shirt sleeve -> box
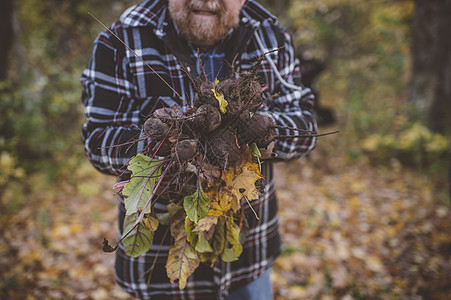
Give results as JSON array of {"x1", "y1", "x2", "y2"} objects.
[
  {"x1": 258, "y1": 25, "x2": 318, "y2": 160},
  {"x1": 80, "y1": 24, "x2": 147, "y2": 176}
]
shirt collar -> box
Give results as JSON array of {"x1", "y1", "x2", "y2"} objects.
[{"x1": 119, "y1": 0, "x2": 168, "y2": 29}]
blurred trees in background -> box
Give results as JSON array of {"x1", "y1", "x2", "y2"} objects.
[
  {"x1": 284, "y1": 0, "x2": 449, "y2": 174},
  {"x1": 0, "y1": 0, "x2": 450, "y2": 199},
  {"x1": 0, "y1": 0, "x2": 14, "y2": 80},
  {"x1": 410, "y1": 0, "x2": 451, "y2": 133},
  {"x1": 0, "y1": 0, "x2": 135, "y2": 200}
]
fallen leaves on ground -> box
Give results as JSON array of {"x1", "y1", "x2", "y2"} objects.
[
  {"x1": 272, "y1": 149, "x2": 451, "y2": 299},
  {"x1": 0, "y1": 163, "x2": 133, "y2": 300},
  {"x1": 0, "y1": 149, "x2": 450, "y2": 299}
]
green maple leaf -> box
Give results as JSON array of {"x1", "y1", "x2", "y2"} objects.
[
  {"x1": 122, "y1": 154, "x2": 163, "y2": 216},
  {"x1": 122, "y1": 212, "x2": 158, "y2": 257},
  {"x1": 184, "y1": 182, "x2": 211, "y2": 223}
]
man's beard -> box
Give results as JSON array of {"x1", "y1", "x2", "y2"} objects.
[{"x1": 169, "y1": 0, "x2": 241, "y2": 48}]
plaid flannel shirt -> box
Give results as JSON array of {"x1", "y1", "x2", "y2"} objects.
[{"x1": 81, "y1": 0, "x2": 317, "y2": 299}]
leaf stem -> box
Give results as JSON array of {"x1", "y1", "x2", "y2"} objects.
[
  {"x1": 244, "y1": 197, "x2": 259, "y2": 220},
  {"x1": 274, "y1": 130, "x2": 339, "y2": 139}
]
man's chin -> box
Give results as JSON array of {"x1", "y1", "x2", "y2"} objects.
[
  {"x1": 188, "y1": 34, "x2": 220, "y2": 48},
  {"x1": 180, "y1": 16, "x2": 237, "y2": 48},
  {"x1": 186, "y1": 23, "x2": 223, "y2": 47}
]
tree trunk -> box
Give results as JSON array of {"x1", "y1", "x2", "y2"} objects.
[
  {"x1": 410, "y1": 0, "x2": 451, "y2": 132},
  {"x1": 275, "y1": 0, "x2": 287, "y2": 17},
  {"x1": 0, "y1": 0, "x2": 14, "y2": 80}
]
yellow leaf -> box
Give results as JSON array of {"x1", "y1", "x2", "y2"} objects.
[
  {"x1": 193, "y1": 215, "x2": 218, "y2": 232},
  {"x1": 143, "y1": 215, "x2": 159, "y2": 231},
  {"x1": 221, "y1": 215, "x2": 243, "y2": 262},
  {"x1": 70, "y1": 224, "x2": 83, "y2": 233},
  {"x1": 165, "y1": 205, "x2": 200, "y2": 290},
  {"x1": 207, "y1": 187, "x2": 233, "y2": 216},
  {"x1": 366, "y1": 255, "x2": 384, "y2": 272},
  {"x1": 166, "y1": 236, "x2": 200, "y2": 289},
  {"x1": 51, "y1": 224, "x2": 71, "y2": 239},
  {"x1": 214, "y1": 153, "x2": 263, "y2": 213},
  {"x1": 211, "y1": 78, "x2": 228, "y2": 114},
  {"x1": 229, "y1": 162, "x2": 262, "y2": 201}
]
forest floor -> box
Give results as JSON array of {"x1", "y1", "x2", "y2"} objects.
[{"x1": 1, "y1": 138, "x2": 450, "y2": 300}]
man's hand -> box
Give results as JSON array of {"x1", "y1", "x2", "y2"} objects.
[{"x1": 259, "y1": 141, "x2": 276, "y2": 160}]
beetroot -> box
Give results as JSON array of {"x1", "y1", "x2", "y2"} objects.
[
  {"x1": 241, "y1": 113, "x2": 275, "y2": 148},
  {"x1": 216, "y1": 79, "x2": 235, "y2": 97},
  {"x1": 205, "y1": 129, "x2": 243, "y2": 168},
  {"x1": 139, "y1": 54, "x2": 309, "y2": 169},
  {"x1": 194, "y1": 104, "x2": 222, "y2": 132},
  {"x1": 193, "y1": 81, "x2": 219, "y2": 108},
  {"x1": 172, "y1": 139, "x2": 197, "y2": 162},
  {"x1": 144, "y1": 117, "x2": 169, "y2": 139},
  {"x1": 153, "y1": 106, "x2": 184, "y2": 120},
  {"x1": 151, "y1": 139, "x2": 172, "y2": 156}
]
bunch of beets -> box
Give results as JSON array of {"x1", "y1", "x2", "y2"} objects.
[
  {"x1": 103, "y1": 59, "x2": 328, "y2": 289},
  {"x1": 142, "y1": 66, "x2": 275, "y2": 177}
]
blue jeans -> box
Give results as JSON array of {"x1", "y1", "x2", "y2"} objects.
[{"x1": 225, "y1": 268, "x2": 273, "y2": 300}]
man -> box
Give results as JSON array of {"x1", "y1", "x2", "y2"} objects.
[{"x1": 81, "y1": 0, "x2": 317, "y2": 299}]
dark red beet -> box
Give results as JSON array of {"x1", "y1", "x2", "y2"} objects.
[
  {"x1": 193, "y1": 82, "x2": 219, "y2": 109},
  {"x1": 172, "y1": 139, "x2": 197, "y2": 161},
  {"x1": 241, "y1": 113, "x2": 275, "y2": 148},
  {"x1": 205, "y1": 129, "x2": 243, "y2": 168},
  {"x1": 151, "y1": 139, "x2": 172, "y2": 156},
  {"x1": 153, "y1": 106, "x2": 184, "y2": 121},
  {"x1": 144, "y1": 117, "x2": 169, "y2": 139},
  {"x1": 248, "y1": 81, "x2": 263, "y2": 105},
  {"x1": 195, "y1": 104, "x2": 222, "y2": 132},
  {"x1": 216, "y1": 79, "x2": 235, "y2": 98}
]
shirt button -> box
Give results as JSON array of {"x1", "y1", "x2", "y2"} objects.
[{"x1": 242, "y1": 17, "x2": 248, "y2": 23}]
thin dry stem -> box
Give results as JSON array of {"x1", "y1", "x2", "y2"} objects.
[
  {"x1": 274, "y1": 130, "x2": 339, "y2": 139},
  {"x1": 244, "y1": 197, "x2": 259, "y2": 220},
  {"x1": 197, "y1": 49, "x2": 209, "y2": 82}
]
